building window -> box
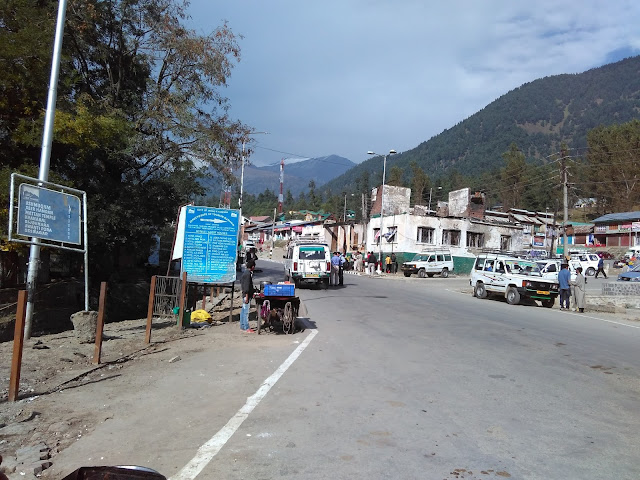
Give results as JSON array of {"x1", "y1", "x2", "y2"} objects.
[
  {"x1": 442, "y1": 229, "x2": 461, "y2": 246},
  {"x1": 417, "y1": 227, "x2": 434, "y2": 244},
  {"x1": 500, "y1": 235, "x2": 512, "y2": 251},
  {"x1": 466, "y1": 232, "x2": 484, "y2": 248},
  {"x1": 373, "y1": 228, "x2": 381, "y2": 244}
]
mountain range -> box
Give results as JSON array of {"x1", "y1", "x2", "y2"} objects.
[
  {"x1": 322, "y1": 55, "x2": 640, "y2": 193},
  {"x1": 240, "y1": 155, "x2": 356, "y2": 196}
]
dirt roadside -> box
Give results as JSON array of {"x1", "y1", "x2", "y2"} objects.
[{"x1": 0, "y1": 287, "x2": 277, "y2": 479}]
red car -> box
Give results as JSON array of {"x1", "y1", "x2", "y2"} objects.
[{"x1": 595, "y1": 251, "x2": 613, "y2": 259}]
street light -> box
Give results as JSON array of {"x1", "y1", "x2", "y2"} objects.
[{"x1": 367, "y1": 149, "x2": 397, "y2": 273}]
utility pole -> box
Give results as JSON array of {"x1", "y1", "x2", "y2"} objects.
[
  {"x1": 550, "y1": 199, "x2": 559, "y2": 258},
  {"x1": 562, "y1": 148, "x2": 569, "y2": 259}
]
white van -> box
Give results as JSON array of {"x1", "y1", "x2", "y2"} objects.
[
  {"x1": 471, "y1": 253, "x2": 559, "y2": 307},
  {"x1": 400, "y1": 249, "x2": 454, "y2": 278},
  {"x1": 568, "y1": 251, "x2": 600, "y2": 276},
  {"x1": 537, "y1": 259, "x2": 582, "y2": 282},
  {"x1": 624, "y1": 248, "x2": 640, "y2": 260},
  {"x1": 283, "y1": 237, "x2": 331, "y2": 289}
]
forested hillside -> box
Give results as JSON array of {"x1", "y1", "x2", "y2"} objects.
[{"x1": 323, "y1": 56, "x2": 640, "y2": 210}]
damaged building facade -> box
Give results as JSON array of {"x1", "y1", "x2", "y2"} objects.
[{"x1": 365, "y1": 187, "x2": 530, "y2": 273}]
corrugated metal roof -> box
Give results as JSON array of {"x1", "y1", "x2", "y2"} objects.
[
  {"x1": 572, "y1": 225, "x2": 594, "y2": 234},
  {"x1": 592, "y1": 211, "x2": 640, "y2": 223},
  {"x1": 512, "y1": 214, "x2": 543, "y2": 225}
]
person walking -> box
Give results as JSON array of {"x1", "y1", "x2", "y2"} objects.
[
  {"x1": 594, "y1": 255, "x2": 608, "y2": 279},
  {"x1": 331, "y1": 251, "x2": 341, "y2": 286},
  {"x1": 571, "y1": 266, "x2": 586, "y2": 313},
  {"x1": 558, "y1": 262, "x2": 571, "y2": 311},
  {"x1": 240, "y1": 259, "x2": 256, "y2": 332}
]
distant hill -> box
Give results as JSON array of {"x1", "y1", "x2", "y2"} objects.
[
  {"x1": 242, "y1": 155, "x2": 355, "y2": 196},
  {"x1": 323, "y1": 55, "x2": 640, "y2": 192}
]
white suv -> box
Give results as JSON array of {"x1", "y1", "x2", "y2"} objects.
[
  {"x1": 569, "y1": 251, "x2": 599, "y2": 276},
  {"x1": 401, "y1": 250, "x2": 454, "y2": 278},
  {"x1": 471, "y1": 254, "x2": 560, "y2": 307}
]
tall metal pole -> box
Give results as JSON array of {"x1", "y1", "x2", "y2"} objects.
[
  {"x1": 378, "y1": 154, "x2": 387, "y2": 274},
  {"x1": 367, "y1": 150, "x2": 396, "y2": 273},
  {"x1": 24, "y1": 0, "x2": 69, "y2": 340},
  {"x1": 562, "y1": 152, "x2": 569, "y2": 259}
]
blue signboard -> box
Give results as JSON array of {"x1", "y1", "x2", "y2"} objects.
[
  {"x1": 17, "y1": 184, "x2": 81, "y2": 244},
  {"x1": 181, "y1": 206, "x2": 240, "y2": 284}
]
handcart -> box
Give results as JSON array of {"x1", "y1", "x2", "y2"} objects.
[{"x1": 254, "y1": 294, "x2": 300, "y2": 335}]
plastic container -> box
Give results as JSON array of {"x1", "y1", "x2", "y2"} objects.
[{"x1": 263, "y1": 284, "x2": 295, "y2": 296}]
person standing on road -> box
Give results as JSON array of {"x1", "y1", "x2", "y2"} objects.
[
  {"x1": 558, "y1": 263, "x2": 571, "y2": 311},
  {"x1": 391, "y1": 252, "x2": 397, "y2": 274},
  {"x1": 331, "y1": 251, "x2": 341, "y2": 286},
  {"x1": 339, "y1": 252, "x2": 346, "y2": 285},
  {"x1": 595, "y1": 255, "x2": 608, "y2": 279},
  {"x1": 571, "y1": 266, "x2": 586, "y2": 313},
  {"x1": 367, "y1": 251, "x2": 377, "y2": 275},
  {"x1": 385, "y1": 254, "x2": 392, "y2": 273},
  {"x1": 240, "y1": 259, "x2": 256, "y2": 332}
]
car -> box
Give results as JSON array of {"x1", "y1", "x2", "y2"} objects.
[
  {"x1": 618, "y1": 264, "x2": 640, "y2": 281},
  {"x1": 470, "y1": 254, "x2": 559, "y2": 307},
  {"x1": 283, "y1": 236, "x2": 331, "y2": 289},
  {"x1": 595, "y1": 251, "x2": 613, "y2": 259},
  {"x1": 569, "y1": 252, "x2": 600, "y2": 276},
  {"x1": 401, "y1": 249, "x2": 454, "y2": 278},
  {"x1": 536, "y1": 259, "x2": 582, "y2": 282}
]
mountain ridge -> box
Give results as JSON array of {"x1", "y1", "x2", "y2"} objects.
[{"x1": 321, "y1": 55, "x2": 640, "y2": 193}]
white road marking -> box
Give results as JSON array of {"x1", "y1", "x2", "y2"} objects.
[
  {"x1": 562, "y1": 311, "x2": 640, "y2": 329},
  {"x1": 170, "y1": 329, "x2": 318, "y2": 480}
]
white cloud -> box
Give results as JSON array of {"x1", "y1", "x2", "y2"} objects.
[{"x1": 188, "y1": 0, "x2": 640, "y2": 166}]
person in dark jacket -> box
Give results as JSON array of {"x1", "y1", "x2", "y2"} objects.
[
  {"x1": 594, "y1": 256, "x2": 607, "y2": 279},
  {"x1": 240, "y1": 259, "x2": 256, "y2": 332}
]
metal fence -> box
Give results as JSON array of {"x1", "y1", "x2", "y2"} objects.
[{"x1": 152, "y1": 275, "x2": 182, "y2": 319}]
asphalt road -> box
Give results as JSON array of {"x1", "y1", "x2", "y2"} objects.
[{"x1": 46, "y1": 260, "x2": 640, "y2": 480}]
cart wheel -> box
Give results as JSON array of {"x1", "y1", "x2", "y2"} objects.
[{"x1": 283, "y1": 302, "x2": 294, "y2": 334}]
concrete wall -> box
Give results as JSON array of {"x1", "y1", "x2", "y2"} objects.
[
  {"x1": 601, "y1": 281, "x2": 640, "y2": 296},
  {"x1": 370, "y1": 185, "x2": 411, "y2": 216}
]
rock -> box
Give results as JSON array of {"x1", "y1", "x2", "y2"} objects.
[
  {"x1": 33, "y1": 461, "x2": 52, "y2": 475},
  {"x1": 70, "y1": 311, "x2": 98, "y2": 343}
]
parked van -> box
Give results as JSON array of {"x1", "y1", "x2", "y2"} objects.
[
  {"x1": 537, "y1": 259, "x2": 582, "y2": 282},
  {"x1": 624, "y1": 247, "x2": 640, "y2": 261},
  {"x1": 283, "y1": 236, "x2": 331, "y2": 289},
  {"x1": 568, "y1": 250, "x2": 599, "y2": 276},
  {"x1": 470, "y1": 253, "x2": 559, "y2": 307},
  {"x1": 400, "y1": 249, "x2": 454, "y2": 278}
]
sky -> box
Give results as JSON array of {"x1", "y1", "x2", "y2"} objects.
[{"x1": 186, "y1": 1, "x2": 640, "y2": 167}]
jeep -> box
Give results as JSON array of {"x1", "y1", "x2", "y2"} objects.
[{"x1": 470, "y1": 254, "x2": 559, "y2": 307}]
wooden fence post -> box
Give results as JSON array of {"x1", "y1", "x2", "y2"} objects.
[
  {"x1": 178, "y1": 271, "x2": 187, "y2": 328},
  {"x1": 93, "y1": 282, "x2": 107, "y2": 364},
  {"x1": 9, "y1": 291, "x2": 27, "y2": 401},
  {"x1": 145, "y1": 276, "x2": 157, "y2": 344}
]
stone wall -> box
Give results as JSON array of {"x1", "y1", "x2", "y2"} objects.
[{"x1": 601, "y1": 281, "x2": 640, "y2": 296}]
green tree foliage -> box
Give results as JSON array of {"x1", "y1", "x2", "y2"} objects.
[
  {"x1": 0, "y1": 0, "x2": 251, "y2": 277},
  {"x1": 586, "y1": 119, "x2": 640, "y2": 212},
  {"x1": 499, "y1": 143, "x2": 527, "y2": 209},
  {"x1": 410, "y1": 161, "x2": 430, "y2": 206},
  {"x1": 307, "y1": 180, "x2": 320, "y2": 210},
  {"x1": 386, "y1": 165, "x2": 404, "y2": 186}
]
